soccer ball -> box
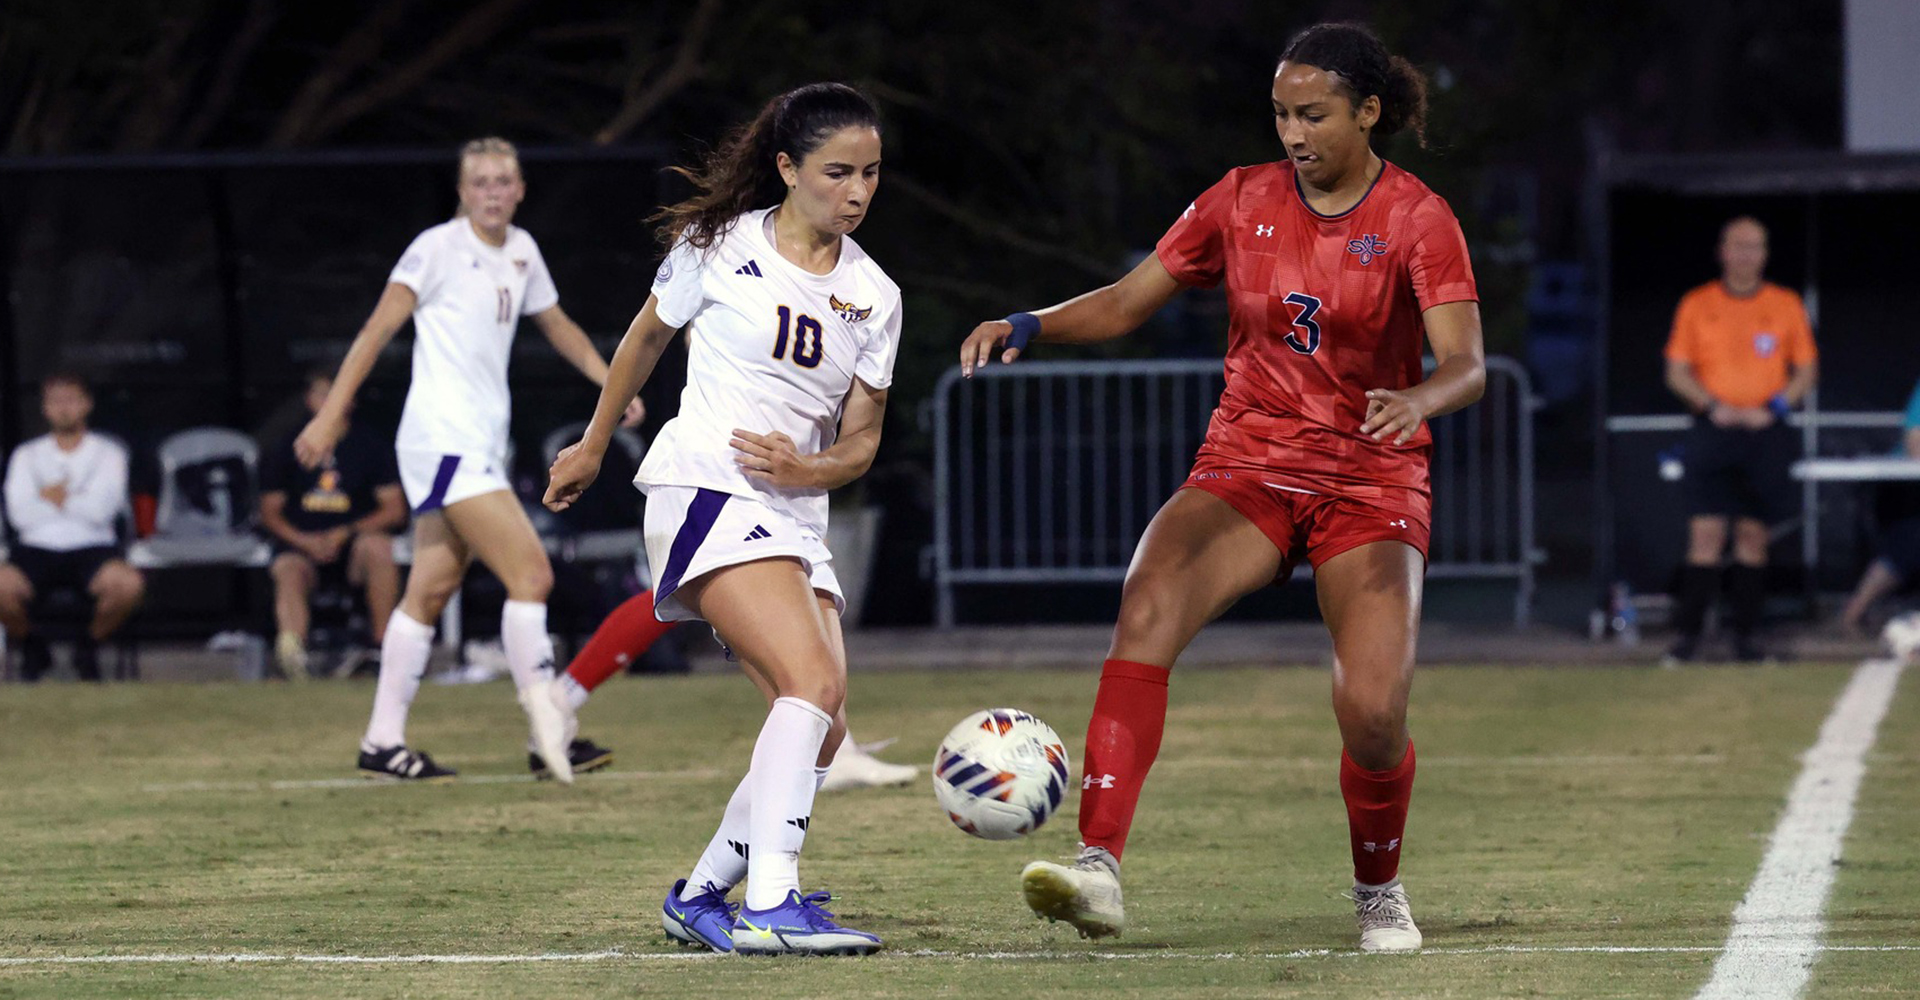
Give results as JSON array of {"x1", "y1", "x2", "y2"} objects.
[
  {"x1": 1883, "y1": 611, "x2": 1920, "y2": 661},
  {"x1": 932, "y1": 708, "x2": 1071, "y2": 840}
]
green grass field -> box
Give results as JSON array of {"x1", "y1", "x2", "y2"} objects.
[{"x1": 2, "y1": 661, "x2": 1916, "y2": 998}]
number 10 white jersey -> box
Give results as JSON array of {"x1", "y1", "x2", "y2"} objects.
[{"x1": 637, "y1": 207, "x2": 903, "y2": 534}]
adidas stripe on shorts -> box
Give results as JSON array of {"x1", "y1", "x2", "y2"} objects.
[{"x1": 642, "y1": 484, "x2": 843, "y2": 624}]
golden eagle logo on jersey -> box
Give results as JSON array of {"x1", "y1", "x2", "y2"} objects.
[{"x1": 830, "y1": 295, "x2": 872, "y2": 323}]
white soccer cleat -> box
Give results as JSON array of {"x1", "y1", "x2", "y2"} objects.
[
  {"x1": 519, "y1": 680, "x2": 573, "y2": 784},
  {"x1": 820, "y1": 743, "x2": 918, "y2": 792},
  {"x1": 1353, "y1": 881, "x2": 1422, "y2": 952},
  {"x1": 1022, "y1": 845, "x2": 1125, "y2": 939},
  {"x1": 543, "y1": 674, "x2": 581, "y2": 746}
]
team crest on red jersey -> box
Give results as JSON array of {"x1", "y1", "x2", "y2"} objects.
[
  {"x1": 1346, "y1": 233, "x2": 1389, "y2": 266},
  {"x1": 830, "y1": 294, "x2": 872, "y2": 323}
]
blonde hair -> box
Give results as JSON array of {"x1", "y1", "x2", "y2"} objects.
[{"x1": 455, "y1": 137, "x2": 521, "y2": 217}]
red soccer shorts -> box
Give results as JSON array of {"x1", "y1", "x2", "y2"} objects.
[{"x1": 1179, "y1": 458, "x2": 1431, "y2": 584}]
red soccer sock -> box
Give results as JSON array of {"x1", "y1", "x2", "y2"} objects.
[
  {"x1": 565, "y1": 590, "x2": 675, "y2": 692},
  {"x1": 1077, "y1": 658, "x2": 1172, "y2": 861},
  {"x1": 1340, "y1": 741, "x2": 1417, "y2": 886}
]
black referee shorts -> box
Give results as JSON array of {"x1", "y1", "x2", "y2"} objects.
[{"x1": 1682, "y1": 421, "x2": 1800, "y2": 524}]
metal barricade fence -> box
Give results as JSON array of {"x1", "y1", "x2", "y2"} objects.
[{"x1": 929, "y1": 356, "x2": 1542, "y2": 626}]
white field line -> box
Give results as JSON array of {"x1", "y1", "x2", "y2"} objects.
[
  {"x1": 1695, "y1": 658, "x2": 1909, "y2": 1000},
  {"x1": 134, "y1": 755, "x2": 1722, "y2": 796},
  {"x1": 4, "y1": 945, "x2": 1920, "y2": 967}
]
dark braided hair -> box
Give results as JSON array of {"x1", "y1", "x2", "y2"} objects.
[
  {"x1": 651, "y1": 83, "x2": 881, "y2": 252},
  {"x1": 1278, "y1": 22, "x2": 1430, "y2": 148}
]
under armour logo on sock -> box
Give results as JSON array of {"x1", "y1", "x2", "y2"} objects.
[
  {"x1": 1083, "y1": 773, "x2": 1117, "y2": 789},
  {"x1": 1362, "y1": 838, "x2": 1401, "y2": 853},
  {"x1": 787, "y1": 816, "x2": 810, "y2": 832},
  {"x1": 728, "y1": 839, "x2": 750, "y2": 859}
]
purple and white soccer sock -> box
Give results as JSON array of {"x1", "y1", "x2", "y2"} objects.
[{"x1": 681, "y1": 765, "x2": 832, "y2": 902}]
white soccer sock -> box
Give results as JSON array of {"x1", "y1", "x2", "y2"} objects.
[
  {"x1": 684, "y1": 773, "x2": 754, "y2": 899},
  {"x1": 556, "y1": 672, "x2": 590, "y2": 711},
  {"x1": 500, "y1": 600, "x2": 557, "y2": 692},
  {"x1": 362, "y1": 610, "x2": 436, "y2": 749},
  {"x1": 679, "y1": 739, "x2": 835, "y2": 903},
  {"x1": 743, "y1": 696, "x2": 831, "y2": 911}
]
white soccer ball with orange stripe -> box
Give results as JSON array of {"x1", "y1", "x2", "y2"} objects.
[{"x1": 933, "y1": 709, "x2": 1071, "y2": 840}]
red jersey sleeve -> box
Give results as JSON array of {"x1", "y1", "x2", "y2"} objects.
[
  {"x1": 1155, "y1": 172, "x2": 1236, "y2": 288},
  {"x1": 1405, "y1": 197, "x2": 1478, "y2": 310}
]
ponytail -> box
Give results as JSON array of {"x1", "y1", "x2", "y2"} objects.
[{"x1": 651, "y1": 83, "x2": 881, "y2": 252}]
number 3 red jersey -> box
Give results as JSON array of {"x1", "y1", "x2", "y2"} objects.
[{"x1": 1156, "y1": 161, "x2": 1477, "y2": 498}]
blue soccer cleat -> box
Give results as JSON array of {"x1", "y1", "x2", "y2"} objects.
[
  {"x1": 661, "y1": 879, "x2": 739, "y2": 952},
  {"x1": 732, "y1": 890, "x2": 882, "y2": 956}
]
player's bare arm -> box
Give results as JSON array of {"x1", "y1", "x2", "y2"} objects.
[
  {"x1": 544, "y1": 295, "x2": 680, "y2": 511},
  {"x1": 732, "y1": 378, "x2": 888, "y2": 491},
  {"x1": 531, "y1": 305, "x2": 647, "y2": 427},
  {"x1": 960, "y1": 254, "x2": 1185, "y2": 376},
  {"x1": 1362, "y1": 299, "x2": 1485, "y2": 445},
  {"x1": 295, "y1": 282, "x2": 417, "y2": 468}
]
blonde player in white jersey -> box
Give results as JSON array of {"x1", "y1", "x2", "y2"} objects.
[
  {"x1": 297, "y1": 137, "x2": 642, "y2": 784},
  {"x1": 547, "y1": 84, "x2": 898, "y2": 956}
]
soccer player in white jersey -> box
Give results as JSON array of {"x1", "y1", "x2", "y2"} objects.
[
  {"x1": 296, "y1": 137, "x2": 642, "y2": 783},
  {"x1": 547, "y1": 83, "x2": 899, "y2": 956}
]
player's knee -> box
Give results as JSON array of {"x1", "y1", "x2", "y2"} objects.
[
  {"x1": 353, "y1": 533, "x2": 395, "y2": 566},
  {"x1": 1114, "y1": 568, "x2": 1191, "y2": 644},
  {"x1": 98, "y1": 566, "x2": 145, "y2": 604},
  {"x1": 506, "y1": 562, "x2": 553, "y2": 602}
]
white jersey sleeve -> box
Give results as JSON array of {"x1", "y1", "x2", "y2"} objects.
[
  {"x1": 520, "y1": 239, "x2": 560, "y2": 315},
  {"x1": 388, "y1": 230, "x2": 446, "y2": 300},
  {"x1": 855, "y1": 295, "x2": 903, "y2": 390},
  {"x1": 650, "y1": 236, "x2": 708, "y2": 329}
]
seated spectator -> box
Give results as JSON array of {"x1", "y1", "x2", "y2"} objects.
[
  {"x1": 0, "y1": 373, "x2": 145, "y2": 681},
  {"x1": 258, "y1": 370, "x2": 406, "y2": 678},
  {"x1": 1839, "y1": 378, "x2": 1920, "y2": 631}
]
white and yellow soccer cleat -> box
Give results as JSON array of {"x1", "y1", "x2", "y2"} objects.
[{"x1": 1022, "y1": 845, "x2": 1125, "y2": 939}]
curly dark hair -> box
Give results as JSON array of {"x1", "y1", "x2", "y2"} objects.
[{"x1": 1279, "y1": 22, "x2": 1430, "y2": 148}]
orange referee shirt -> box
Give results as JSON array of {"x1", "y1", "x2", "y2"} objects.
[{"x1": 1663, "y1": 281, "x2": 1817, "y2": 409}]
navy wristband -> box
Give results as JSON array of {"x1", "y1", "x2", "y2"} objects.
[
  {"x1": 1003, "y1": 312, "x2": 1041, "y2": 352},
  {"x1": 1768, "y1": 393, "x2": 1791, "y2": 418}
]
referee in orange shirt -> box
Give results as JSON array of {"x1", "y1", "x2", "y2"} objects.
[{"x1": 1663, "y1": 216, "x2": 1818, "y2": 662}]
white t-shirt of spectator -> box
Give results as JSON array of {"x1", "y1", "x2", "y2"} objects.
[
  {"x1": 637, "y1": 207, "x2": 903, "y2": 535},
  {"x1": 3, "y1": 432, "x2": 128, "y2": 551},
  {"x1": 387, "y1": 218, "x2": 560, "y2": 461}
]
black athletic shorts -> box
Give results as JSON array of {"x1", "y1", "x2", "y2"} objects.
[
  {"x1": 11, "y1": 545, "x2": 120, "y2": 596},
  {"x1": 1881, "y1": 517, "x2": 1920, "y2": 580},
  {"x1": 1682, "y1": 420, "x2": 1799, "y2": 523},
  {"x1": 269, "y1": 542, "x2": 354, "y2": 591}
]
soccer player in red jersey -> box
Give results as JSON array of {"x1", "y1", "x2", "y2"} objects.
[{"x1": 960, "y1": 22, "x2": 1484, "y2": 952}]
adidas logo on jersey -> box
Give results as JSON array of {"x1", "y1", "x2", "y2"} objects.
[
  {"x1": 734, "y1": 260, "x2": 764, "y2": 277},
  {"x1": 787, "y1": 816, "x2": 810, "y2": 832},
  {"x1": 743, "y1": 525, "x2": 771, "y2": 541}
]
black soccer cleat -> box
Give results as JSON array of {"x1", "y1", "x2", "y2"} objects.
[
  {"x1": 531, "y1": 738, "x2": 614, "y2": 779},
  {"x1": 359, "y1": 745, "x2": 458, "y2": 781}
]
